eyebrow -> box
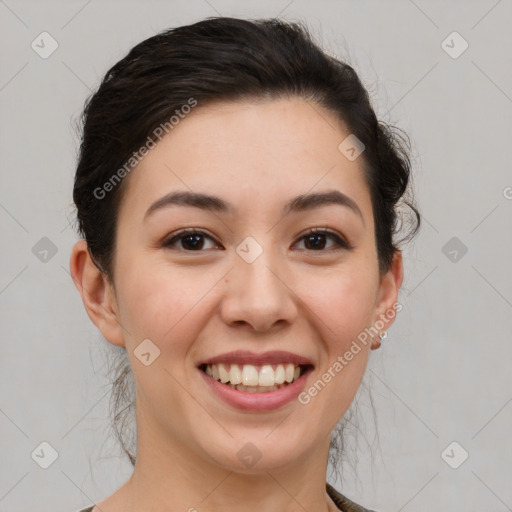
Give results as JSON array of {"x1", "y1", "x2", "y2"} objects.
[{"x1": 144, "y1": 189, "x2": 364, "y2": 224}]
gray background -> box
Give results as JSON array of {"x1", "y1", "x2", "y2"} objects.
[{"x1": 1, "y1": 1, "x2": 511, "y2": 511}]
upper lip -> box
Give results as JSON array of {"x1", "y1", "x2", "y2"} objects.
[{"x1": 198, "y1": 350, "x2": 314, "y2": 367}]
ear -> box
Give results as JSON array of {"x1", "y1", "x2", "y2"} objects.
[
  {"x1": 69, "y1": 239, "x2": 126, "y2": 347},
  {"x1": 371, "y1": 250, "x2": 404, "y2": 350}
]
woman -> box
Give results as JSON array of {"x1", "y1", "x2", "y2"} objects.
[{"x1": 70, "y1": 16, "x2": 419, "y2": 512}]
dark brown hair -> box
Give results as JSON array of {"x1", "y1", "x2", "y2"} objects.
[{"x1": 72, "y1": 16, "x2": 420, "y2": 471}]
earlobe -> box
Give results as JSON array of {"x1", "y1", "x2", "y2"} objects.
[
  {"x1": 370, "y1": 251, "x2": 404, "y2": 350},
  {"x1": 69, "y1": 240, "x2": 126, "y2": 347}
]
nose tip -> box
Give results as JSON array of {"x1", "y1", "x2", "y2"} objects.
[{"x1": 219, "y1": 254, "x2": 297, "y2": 332}]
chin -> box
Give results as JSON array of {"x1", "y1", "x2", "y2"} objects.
[{"x1": 200, "y1": 433, "x2": 314, "y2": 474}]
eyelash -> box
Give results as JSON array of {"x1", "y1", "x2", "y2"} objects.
[{"x1": 162, "y1": 227, "x2": 352, "y2": 253}]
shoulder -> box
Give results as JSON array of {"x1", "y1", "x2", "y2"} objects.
[{"x1": 326, "y1": 482, "x2": 379, "y2": 512}]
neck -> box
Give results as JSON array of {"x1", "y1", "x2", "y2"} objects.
[{"x1": 115, "y1": 419, "x2": 337, "y2": 512}]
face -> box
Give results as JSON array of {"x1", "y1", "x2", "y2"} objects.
[{"x1": 73, "y1": 97, "x2": 402, "y2": 474}]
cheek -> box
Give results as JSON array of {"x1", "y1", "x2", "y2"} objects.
[
  {"x1": 297, "y1": 264, "x2": 378, "y2": 344},
  {"x1": 115, "y1": 266, "x2": 210, "y2": 405},
  {"x1": 295, "y1": 267, "x2": 377, "y2": 423},
  {"x1": 116, "y1": 262, "x2": 215, "y2": 356}
]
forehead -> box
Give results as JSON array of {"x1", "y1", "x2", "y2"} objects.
[{"x1": 118, "y1": 97, "x2": 372, "y2": 220}]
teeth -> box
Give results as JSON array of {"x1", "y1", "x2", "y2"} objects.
[
  {"x1": 218, "y1": 363, "x2": 230, "y2": 383},
  {"x1": 285, "y1": 363, "x2": 295, "y2": 383},
  {"x1": 242, "y1": 365, "x2": 259, "y2": 386},
  {"x1": 204, "y1": 362, "x2": 305, "y2": 389},
  {"x1": 274, "y1": 364, "x2": 285, "y2": 384},
  {"x1": 258, "y1": 365, "x2": 274, "y2": 386},
  {"x1": 229, "y1": 364, "x2": 242, "y2": 385},
  {"x1": 235, "y1": 383, "x2": 280, "y2": 392}
]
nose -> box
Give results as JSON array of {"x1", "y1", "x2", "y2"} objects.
[{"x1": 219, "y1": 245, "x2": 298, "y2": 333}]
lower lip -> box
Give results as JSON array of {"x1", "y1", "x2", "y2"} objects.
[{"x1": 198, "y1": 367, "x2": 312, "y2": 411}]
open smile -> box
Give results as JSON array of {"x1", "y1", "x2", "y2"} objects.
[{"x1": 197, "y1": 350, "x2": 314, "y2": 411}]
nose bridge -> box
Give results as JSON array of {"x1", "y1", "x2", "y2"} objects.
[
  {"x1": 220, "y1": 236, "x2": 297, "y2": 331},
  {"x1": 239, "y1": 243, "x2": 281, "y2": 292}
]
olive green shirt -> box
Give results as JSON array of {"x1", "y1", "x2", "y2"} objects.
[{"x1": 76, "y1": 482, "x2": 377, "y2": 511}]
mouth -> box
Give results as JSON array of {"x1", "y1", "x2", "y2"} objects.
[
  {"x1": 196, "y1": 351, "x2": 315, "y2": 411},
  {"x1": 198, "y1": 362, "x2": 314, "y2": 393}
]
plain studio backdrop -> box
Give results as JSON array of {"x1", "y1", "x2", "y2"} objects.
[{"x1": 1, "y1": 1, "x2": 511, "y2": 511}]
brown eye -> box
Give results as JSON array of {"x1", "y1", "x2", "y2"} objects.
[
  {"x1": 162, "y1": 228, "x2": 350, "y2": 253},
  {"x1": 295, "y1": 229, "x2": 351, "y2": 252},
  {"x1": 163, "y1": 229, "x2": 221, "y2": 251}
]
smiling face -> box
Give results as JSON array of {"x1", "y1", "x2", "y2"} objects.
[{"x1": 72, "y1": 96, "x2": 402, "y2": 476}]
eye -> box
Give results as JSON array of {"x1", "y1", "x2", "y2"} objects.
[
  {"x1": 162, "y1": 229, "x2": 221, "y2": 252},
  {"x1": 162, "y1": 227, "x2": 351, "y2": 253},
  {"x1": 294, "y1": 228, "x2": 351, "y2": 252}
]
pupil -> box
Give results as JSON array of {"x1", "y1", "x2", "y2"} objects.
[
  {"x1": 306, "y1": 234, "x2": 325, "y2": 250},
  {"x1": 183, "y1": 234, "x2": 203, "y2": 250}
]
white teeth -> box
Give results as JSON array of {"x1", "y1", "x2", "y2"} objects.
[
  {"x1": 242, "y1": 365, "x2": 259, "y2": 386},
  {"x1": 204, "y1": 362, "x2": 306, "y2": 389},
  {"x1": 274, "y1": 364, "x2": 285, "y2": 384},
  {"x1": 218, "y1": 363, "x2": 230, "y2": 383},
  {"x1": 229, "y1": 364, "x2": 242, "y2": 385},
  {"x1": 258, "y1": 365, "x2": 274, "y2": 386},
  {"x1": 285, "y1": 363, "x2": 295, "y2": 383}
]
